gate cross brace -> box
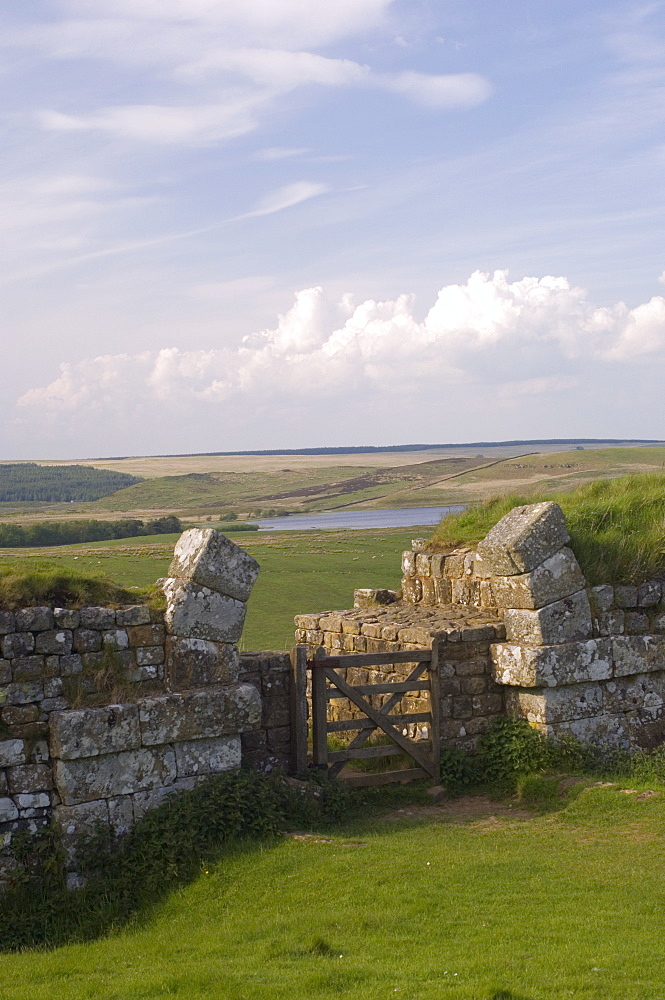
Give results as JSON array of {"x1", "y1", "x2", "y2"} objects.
[
  {"x1": 325, "y1": 659, "x2": 429, "y2": 779},
  {"x1": 323, "y1": 664, "x2": 436, "y2": 778}
]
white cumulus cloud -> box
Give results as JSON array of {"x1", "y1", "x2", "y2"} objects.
[{"x1": 16, "y1": 271, "x2": 665, "y2": 443}]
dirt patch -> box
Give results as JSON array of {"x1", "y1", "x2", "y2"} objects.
[
  {"x1": 283, "y1": 832, "x2": 369, "y2": 847},
  {"x1": 382, "y1": 795, "x2": 533, "y2": 824}
]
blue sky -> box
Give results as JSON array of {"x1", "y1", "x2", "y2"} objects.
[{"x1": 2, "y1": 0, "x2": 664, "y2": 458}]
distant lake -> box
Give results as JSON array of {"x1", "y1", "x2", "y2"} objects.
[{"x1": 251, "y1": 505, "x2": 465, "y2": 532}]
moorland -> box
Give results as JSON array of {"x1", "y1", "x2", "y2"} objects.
[{"x1": 2, "y1": 440, "x2": 665, "y2": 526}]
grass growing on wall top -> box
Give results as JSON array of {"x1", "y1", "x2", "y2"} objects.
[
  {"x1": 431, "y1": 473, "x2": 665, "y2": 585},
  {"x1": 0, "y1": 561, "x2": 145, "y2": 609}
]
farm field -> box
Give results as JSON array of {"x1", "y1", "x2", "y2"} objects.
[
  {"x1": 2, "y1": 783, "x2": 665, "y2": 999},
  {"x1": 2, "y1": 443, "x2": 665, "y2": 526},
  {"x1": 0, "y1": 526, "x2": 422, "y2": 650}
]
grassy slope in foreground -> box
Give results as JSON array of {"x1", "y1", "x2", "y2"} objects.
[
  {"x1": 2, "y1": 783, "x2": 665, "y2": 998},
  {"x1": 433, "y1": 472, "x2": 665, "y2": 585},
  {"x1": 0, "y1": 526, "x2": 420, "y2": 650}
]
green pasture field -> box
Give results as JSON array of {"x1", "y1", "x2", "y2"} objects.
[
  {"x1": 3, "y1": 782, "x2": 665, "y2": 999},
  {"x1": 0, "y1": 526, "x2": 422, "y2": 650}
]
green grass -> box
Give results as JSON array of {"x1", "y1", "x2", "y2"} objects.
[
  {"x1": 0, "y1": 526, "x2": 421, "y2": 649},
  {"x1": 3, "y1": 781, "x2": 665, "y2": 998},
  {"x1": 432, "y1": 473, "x2": 665, "y2": 585},
  {"x1": 0, "y1": 562, "x2": 141, "y2": 609}
]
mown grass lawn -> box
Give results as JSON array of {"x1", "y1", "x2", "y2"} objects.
[{"x1": 3, "y1": 783, "x2": 665, "y2": 1000}]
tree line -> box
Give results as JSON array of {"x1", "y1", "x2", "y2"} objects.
[
  {"x1": 0, "y1": 516, "x2": 182, "y2": 548},
  {"x1": 0, "y1": 464, "x2": 141, "y2": 502}
]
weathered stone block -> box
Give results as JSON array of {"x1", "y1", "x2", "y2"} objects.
[
  {"x1": 139, "y1": 683, "x2": 260, "y2": 745},
  {"x1": 73, "y1": 629, "x2": 102, "y2": 654},
  {"x1": 127, "y1": 663, "x2": 162, "y2": 683},
  {"x1": 2, "y1": 633, "x2": 34, "y2": 658},
  {"x1": 46, "y1": 653, "x2": 83, "y2": 676},
  {"x1": 131, "y1": 778, "x2": 199, "y2": 822},
  {"x1": 401, "y1": 551, "x2": 416, "y2": 578},
  {"x1": 116, "y1": 606, "x2": 151, "y2": 627},
  {"x1": 401, "y1": 577, "x2": 422, "y2": 603},
  {"x1": 16, "y1": 792, "x2": 50, "y2": 811},
  {"x1": 174, "y1": 736, "x2": 241, "y2": 777},
  {"x1": 0, "y1": 799, "x2": 19, "y2": 823},
  {"x1": 49, "y1": 704, "x2": 141, "y2": 760},
  {"x1": 169, "y1": 528, "x2": 259, "y2": 602},
  {"x1": 612, "y1": 635, "x2": 665, "y2": 677},
  {"x1": 590, "y1": 585, "x2": 614, "y2": 612},
  {"x1": 2, "y1": 705, "x2": 39, "y2": 726},
  {"x1": 451, "y1": 579, "x2": 475, "y2": 605},
  {"x1": 0, "y1": 612, "x2": 15, "y2": 634},
  {"x1": 603, "y1": 672, "x2": 665, "y2": 716},
  {"x1": 0, "y1": 660, "x2": 11, "y2": 685},
  {"x1": 35, "y1": 630, "x2": 72, "y2": 655},
  {"x1": 444, "y1": 551, "x2": 467, "y2": 579},
  {"x1": 4, "y1": 681, "x2": 43, "y2": 704},
  {"x1": 491, "y1": 638, "x2": 612, "y2": 688},
  {"x1": 490, "y1": 548, "x2": 586, "y2": 610},
  {"x1": 7, "y1": 764, "x2": 53, "y2": 794},
  {"x1": 0, "y1": 740, "x2": 26, "y2": 767},
  {"x1": 503, "y1": 590, "x2": 592, "y2": 645},
  {"x1": 294, "y1": 614, "x2": 321, "y2": 630},
  {"x1": 12, "y1": 656, "x2": 46, "y2": 680},
  {"x1": 101, "y1": 629, "x2": 129, "y2": 650},
  {"x1": 15, "y1": 607, "x2": 54, "y2": 632},
  {"x1": 136, "y1": 645, "x2": 165, "y2": 667},
  {"x1": 505, "y1": 682, "x2": 603, "y2": 724},
  {"x1": 108, "y1": 796, "x2": 134, "y2": 836},
  {"x1": 472, "y1": 693, "x2": 503, "y2": 715},
  {"x1": 638, "y1": 581, "x2": 662, "y2": 607},
  {"x1": 165, "y1": 636, "x2": 239, "y2": 690},
  {"x1": 415, "y1": 553, "x2": 432, "y2": 577},
  {"x1": 614, "y1": 585, "x2": 638, "y2": 608},
  {"x1": 55, "y1": 800, "x2": 109, "y2": 863},
  {"x1": 127, "y1": 623, "x2": 165, "y2": 647},
  {"x1": 44, "y1": 677, "x2": 63, "y2": 698},
  {"x1": 476, "y1": 501, "x2": 570, "y2": 576},
  {"x1": 594, "y1": 610, "x2": 625, "y2": 636},
  {"x1": 79, "y1": 607, "x2": 116, "y2": 629},
  {"x1": 54, "y1": 608, "x2": 79, "y2": 629},
  {"x1": 421, "y1": 577, "x2": 436, "y2": 604},
  {"x1": 624, "y1": 611, "x2": 649, "y2": 634},
  {"x1": 55, "y1": 746, "x2": 176, "y2": 805},
  {"x1": 353, "y1": 589, "x2": 398, "y2": 608},
  {"x1": 162, "y1": 579, "x2": 247, "y2": 642},
  {"x1": 434, "y1": 578, "x2": 453, "y2": 603}
]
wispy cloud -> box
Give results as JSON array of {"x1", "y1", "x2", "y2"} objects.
[{"x1": 242, "y1": 181, "x2": 329, "y2": 218}]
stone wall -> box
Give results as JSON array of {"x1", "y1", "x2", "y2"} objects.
[
  {"x1": 0, "y1": 528, "x2": 268, "y2": 887},
  {"x1": 295, "y1": 603, "x2": 506, "y2": 750},
  {"x1": 301, "y1": 501, "x2": 665, "y2": 754},
  {"x1": 239, "y1": 651, "x2": 292, "y2": 772}
]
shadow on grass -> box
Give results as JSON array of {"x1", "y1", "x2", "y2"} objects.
[
  {"x1": 491, "y1": 992, "x2": 536, "y2": 1000},
  {"x1": 0, "y1": 772, "x2": 429, "y2": 954}
]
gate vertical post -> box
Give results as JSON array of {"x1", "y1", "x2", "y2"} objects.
[
  {"x1": 429, "y1": 638, "x2": 441, "y2": 784},
  {"x1": 311, "y1": 647, "x2": 329, "y2": 773},
  {"x1": 290, "y1": 645, "x2": 309, "y2": 774}
]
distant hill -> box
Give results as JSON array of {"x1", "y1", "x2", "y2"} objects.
[
  {"x1": 0, "y1": 464, "x2": 141, "y2": 502},
  {"x1": 91, "y1": 438, "x2": 662, "y2": 459}
]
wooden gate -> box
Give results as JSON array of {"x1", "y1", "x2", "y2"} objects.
[{"x1": 290, "y1": 644, "x2": 440, "y2": 787}]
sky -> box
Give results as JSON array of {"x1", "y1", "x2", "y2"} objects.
[{"x1": 2, "y1": 0, "x2": 664, "y2": 459}]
